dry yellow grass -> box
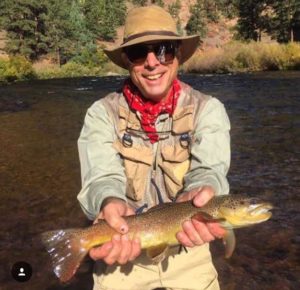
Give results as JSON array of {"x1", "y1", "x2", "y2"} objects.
[{"x1": 183, "y1": 41, "x2": 300, "y2": 73}]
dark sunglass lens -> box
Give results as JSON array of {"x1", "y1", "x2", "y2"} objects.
[
  {"x1": 125, "y1": 45, "x2": 148, "y2": 64},
  {"x1": 154, "y1": 42, "x2": 176, "y2": 63}
]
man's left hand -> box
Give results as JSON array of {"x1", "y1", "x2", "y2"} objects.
[{"x1": 176, "y1": 186, "x2": 225, "y2": 247}]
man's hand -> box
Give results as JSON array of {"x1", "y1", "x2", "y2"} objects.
[
  {"x1": 176, "y1": 186, "x2": 225, "y2": 247},
  {"x1": 89, "y1": 198, "x2": 141, "y2": 265}
]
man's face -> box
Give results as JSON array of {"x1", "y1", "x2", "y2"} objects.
[{"x1": 124, "y1": 41, "x2": 180, "y2": 102}]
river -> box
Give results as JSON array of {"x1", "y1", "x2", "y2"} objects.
[{"x1": 0, "y1": 72, "x2": 299, "y2": 290}]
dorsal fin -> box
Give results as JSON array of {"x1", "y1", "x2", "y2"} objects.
[{"x1": 147, "y1": 202, "x2": 174, "y2": 212}]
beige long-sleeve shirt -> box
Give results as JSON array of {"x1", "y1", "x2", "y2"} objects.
[{"x1": 77, "y1": 85, "x2": 231, "y2": 220}]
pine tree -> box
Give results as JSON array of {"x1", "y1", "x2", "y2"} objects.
[
  {"x1": 236, "y1": 0, "x2": 266, "y2": 41},
  {"x1": 151, "y1": 0, "x2": 164, "y2": 7},
  {"x1": 168, "y1": 0, "x2": 183, "y2": 35},
  {"x1": 270, "y1": 0, "x2": 300, "y2": 42},
  {"x1": 216, "y1": 0, "x2": 239, "y2": 19},
  {"x1": 83, "y1": 0, "x2": 126, "y2": 41},
  {"x1": 204, "y1": 0, "x2": 219, "y2": 22},
  {"x1": 186, "y1": 0, "x2": 207, "y2": 38},
  {"x1": 131, "y1": 0, "x2": 147, "y2": 6},
  {"x1": 45, "y1": 0, "x2": 78, "y2": 64},
  {"x1": 0, "y1": 0, "x2": 49, "y2": 60}
]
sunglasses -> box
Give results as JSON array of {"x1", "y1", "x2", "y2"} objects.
[{"x1": 123, "y1": 41, "x2": 179, "y2": 65}]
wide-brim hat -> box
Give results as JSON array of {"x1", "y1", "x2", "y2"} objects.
[{"x1": 104, "y1": 5, "x2": 200, "y2": 69}]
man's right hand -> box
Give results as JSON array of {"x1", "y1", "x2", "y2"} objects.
[{"x1": 89, "y1": 198, "x2": 141, "y2": 265}]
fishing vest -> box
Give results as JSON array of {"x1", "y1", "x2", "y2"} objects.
[{"x1": 101, "y1": 81, "x2": 211, "y2": 211}]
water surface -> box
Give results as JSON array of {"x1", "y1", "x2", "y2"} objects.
[{"x1": 0, "y1": 72, "x2": 299, "y2": 290}]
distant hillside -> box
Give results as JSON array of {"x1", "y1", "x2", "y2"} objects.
[
  {"x1": 98, "y1": 0, "x2": 238, "y2": 50},
  {"x1": 101, "y1": 17, "x2": 237, "y2": 50},
  {"x1": 0, "y1": 1, "x2": 238, "y2": 57},
  {"x1": 0, "y1": 0, "x2": 280, "y2": 60}
]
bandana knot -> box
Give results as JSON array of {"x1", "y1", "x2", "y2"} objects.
[{"x1": 123, "y1": 78, "x2": 181, "y2": 143}]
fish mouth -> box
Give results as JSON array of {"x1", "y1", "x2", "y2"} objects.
[
  {"x1": 247, "y1": 202, "x2": 273, "y2": 221},
  {"x1": 219, "y1": 201, "x2": 273, "y2": 227}
]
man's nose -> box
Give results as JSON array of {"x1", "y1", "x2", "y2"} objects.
[{"x1": 144, "y1": 51, "x2": 160, "y2": 67}]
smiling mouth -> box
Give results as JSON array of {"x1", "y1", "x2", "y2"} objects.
[{"x1": 144, "y1": 73, "x2": 163, "y2": 80}]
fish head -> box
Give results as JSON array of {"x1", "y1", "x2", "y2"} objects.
[{"x1": 217, "y1": 196, "x2": 273, "y2": 228}]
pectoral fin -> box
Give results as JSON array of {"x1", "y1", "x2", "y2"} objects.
[
  {"x1": 192, "y1": 212, "x2": 226, "y2": 222},
  {"x1": 146, "y1": 244, "x2": 169, "y2": 264},
  {"x1": 223, "y1": 229, "x2": 236, "y2": 258}
]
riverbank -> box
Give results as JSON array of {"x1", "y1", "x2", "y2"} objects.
[{"x1": 1, "y1": 42, "x2": 300, "y2": 84}]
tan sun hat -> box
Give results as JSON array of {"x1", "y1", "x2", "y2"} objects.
[{"x1": 104, "y1": 5, "x2": 200, "y2": 69}]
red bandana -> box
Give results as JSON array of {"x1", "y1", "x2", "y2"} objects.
[{"x1": 123, "y1": 78, "x2": 181, "y2": 143}]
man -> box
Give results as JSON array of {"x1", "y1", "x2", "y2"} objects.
[{"x1": 77, "y1": 5, "x2": 230, "y2": 290}]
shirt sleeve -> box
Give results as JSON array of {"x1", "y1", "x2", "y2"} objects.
[
  {"x1": 183, "y1": 97, "x2": 231, "y2": 196},
  {"x1": 77, "y1": 100, "x2": 127, "y2": 220}
]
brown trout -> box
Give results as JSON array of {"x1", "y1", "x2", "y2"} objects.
[{"x1": 41, "y1": 194, "x2": 273, "y2": 282}]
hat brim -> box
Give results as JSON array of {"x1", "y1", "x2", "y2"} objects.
[{"x1": 104, "y1": 34, "x2": 200, "y2": 69}]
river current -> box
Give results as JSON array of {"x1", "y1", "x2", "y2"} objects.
[{"x1": 0, "y1": 72, "x2": 299, "y2": 290}]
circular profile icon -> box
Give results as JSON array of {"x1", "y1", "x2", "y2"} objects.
[{"x1": 11, "y1": 261, "x2": 32, "y2": 282}]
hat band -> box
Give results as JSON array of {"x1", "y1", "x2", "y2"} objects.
[{"x1": 123, "y1": 30, "x2": 178, "y2": 44}]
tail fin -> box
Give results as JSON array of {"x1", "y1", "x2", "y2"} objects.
[{"x1": 41, "y1": 229, "x2": 89, "y2": 283}]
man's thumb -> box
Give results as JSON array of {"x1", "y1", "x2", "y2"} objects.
[
  {"x1": 193, "y1": 187, "x2": 214, "y2": 207},
  {"x1": 106, "y1": 214, "x2": 129, "y2": 234}
]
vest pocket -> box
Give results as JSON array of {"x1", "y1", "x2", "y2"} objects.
[
  {"x1": 113, "y1": 140, "x2": 153, "y2": 201},
  {"x1": 159, "y1": 144, "x2": 191, "y2": 197}
]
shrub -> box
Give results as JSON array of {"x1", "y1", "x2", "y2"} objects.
[
  {"x1": 0, "y1": 55, "x2": 36, "y2": 82},
  {"x1": 59, "y1": 62, "x2": 93, "y2": 77},
  {"x1": 260, "y1": 43, "x2": 286, "y2": 70},
  {"x1": 71, "y1": 45, "x2": 109, "y2": 69}
]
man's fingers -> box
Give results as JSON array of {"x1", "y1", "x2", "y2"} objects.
[
  {"x1": 129, "y1": 238, "x2": 142, "y2": 261},
  {"x1": 176, "y1": 187, "x2": 201, "y2": 202},
  {"x1": 193, "y1": 186, "x2": 215, "y2": 207},
  {"x1": 89, "y1": 242, "x2": 113, "y2": 261},
  {"x1": 176, "y1": 231, "x2": 195, "y2": 248},
  {"x1": 126, "y1": 207, "x2": 135, "y2": 216},
  {"x1": 207, "y1": 222, "x2": 226, "y2": 238},
  {"x1": 192, "y1": 219, "x2": 215, "y2": 243},
  {"x1": 117, "y1": 235, "x2": 131, "y2": 265},
  {"x1": 182, "y1": 220, "x2": 204, "y2": 245},
  {"x1": 103, "y1": 235, "x2": 122, "y2": 265}
]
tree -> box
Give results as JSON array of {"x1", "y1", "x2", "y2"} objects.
[
  {"x1": 269, "y1": 0, "x2": 300, "y2": 42},
  {"x1": 45, "y1": 0, "x2": 81, "y2": 64},
  {"x1": 216, "y1": 0, "x2": 239, "y2": 19},
  {"x1": 204, "y1": 0, "x2": 219, "y2": 22},
  {"x1": 151, "y1": 0, "x2": 164, "y2": 7},
  {"x1": 168, "y1": 0, "x2": 183, "y2": 35},
  {"x1": 83, "y1": 0, "x2": 126, "y2": 41},
  {"x1": 131, "y1": 0, "x2": 147, "y2": 5},
  {"x1": 236, "y1": 0, "x2": 267, "y2": 41},
  {"x1": 0, "y1": 0, "x2": 95, "y2": 63},
  {"x1": 186, "y1": 0, "x2": 207, "y2": 38},
  {"x1": 0, "y1": 0, "x2": 49, "y2": 60}
]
